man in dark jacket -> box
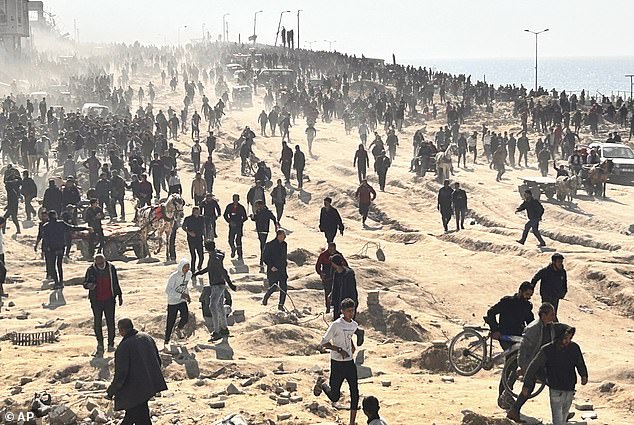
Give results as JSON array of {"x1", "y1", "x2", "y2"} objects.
[
  {"x1": 3, "y1": 167, "x2": 21, "y2": 234},
  {"x1": 223, "y1": 194, "x2": 248, "y2": 260},
  {"x1": 319, "y1": 197, "x2": 344, "y2": 243},
  {"x1": 437, "y1": 180, "x2": 453, "y2": 232},
  {"x1": 293, "y1": 145, "x2": 306, "y2": 189},
  {"x1": 452, "y1": 182, "x2": 467, "y2": 231},
  {"x1": 182, "y1": 207, "x2": 206, "y2": 273},
  {"x1": 85, "y1": 199, "x2": 104, "y2": 259},
  {"x1": 270, "y1": 179, "x2": 287, "y2": 222},
  {"x1": 262, "y1": 229, "x2": 288, "y2": 310},
  {"x1": 193, "y1": 240, "x2": 237, "y2": 341},
  {"x1": 531, "y1": 253, "x2": 567, "y2": 317},
  {"x1": 251, "y1": 200, "x2": 278, "y2": 270},
  {"x1": 107, "y1": 318, "x2": 167, "y2": 425},
  {"x1": 374, "y1": 151, "x2": 391, "y2": 191},
  {"x1": 199, "y1": 193, "x2": 221, "y2": 239},
  {"x1": 84, "y1": 254, "x2": 123, "y2": 355},
  {"x1": 95, "y1": 173, "x2": 113, "y2": 218},
  {"x1": 42, "y1": 179, "x2": 63, "y2": 216},
  {"x1": 41, "y1": 210, "x2": 89, "y2": 289},
  {"x1": 315, "y1": 243, "x2": 348, "y2": 313},
  {"x1": 515, "y1": 189, "x2": 546, "y2": 246},
  {"x1": 520, "y1": 326, "x2": 587, "y2": 425},
  {"x1": 111, "y1": 170, "x2": 127, "y2": 221},
  {"x1": 61, "y1": 177, "x2": 81, "y2": 210},
  {"x1": 330, "y1": 254, "x2": 358, "y2": 320},
  {"x1": 355, "y1": 180, "x2": 376, "y2": 227},
  {"x1": 280, "y1": 142, "x2": 293, "y2": 183},
  {"x1": 485, "y1": 281, "x2": 535, "y2": 399},
  {"x1": 353, "y1": 144, "x2": 370, "y2": 183},
  {"x1": 20, "y1": 170, "x2": 37, "y2": 221}
]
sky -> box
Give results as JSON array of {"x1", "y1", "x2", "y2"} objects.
[{"x1": 45, "y1": 0, "x2": 634, "y2": 61}]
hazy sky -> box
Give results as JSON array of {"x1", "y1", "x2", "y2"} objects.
[{"x1": 47, "y1": 0, "x2": 634, "y2": 60}]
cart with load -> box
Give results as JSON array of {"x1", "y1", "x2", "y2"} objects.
[
  {"x1": 517, "y1": 176, "x2": 557, "y2": 201},
  {"x1": 74, "y1": 223, "x2": 147, "y2": 261}
]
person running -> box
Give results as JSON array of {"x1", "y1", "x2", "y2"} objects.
[
  {"x1": 83, "y1": 254, "x2": 123, "y2": 356},
  {"x1": 182, "y1": 207, "x2": 205, "y2": 280},
  {"x1": 314, "y1": 298, "x2": 360, "y2": 425},
  {"x1": 319, "y1": 197, "x2": 344, "y2": 243},
  {"x1": 251, "y1": 200, "x2": 279, "y2": 271},
  {"x1": 315, "y1": 243, "x2": 347, "y2": 313},
  {"x1": 199, "y1": 193, "x2": 221, "y2": 240},
  {"x1": 193, "y1": 240, "x2": 237, "y2": 341},
  {"x1": 270, "y1": 179, "x2": 287, "y2": 222},
  {"x1": 520, "y1": 326, "x2": 588, "y2": 425},
  {"x1": 191, "y1": 172, "x2": 207, "y2": 206},
  {"x1": 223, "y1": 194, "x2": 248, "y2": 260},
  {"x1": 106, "y1": 318, "x2": 167, "y2": 425},
  {"x1": 164, "y1": 259, "x2": 192, "y2": 349},
  {"x1": 362, "y1": 396, "x2": 388, "y2": 425},
  {"x1": 355, "y1": 179, "x2": 376, "y2": 227},
  {"x1": 374, "y1": 151, "x2": 391, "y2": 192},
  {"x1": 506, "y1": 303, "x2": 567, "y2": 422},
  {"x1": 262, "y1": 229, "x2": 288, "y2": 311},
  {"x1": 20, "y1": 170, "x2": 38, "y2": 221},
  {"x1": 353, "y1": 144, "x2": 369, "y2": 183},
  {"x1": 515, "y1": 189, "x2": 546, "y2": 247},
  {"x1": 485, "y1": 281, "x2": 535, "y2": 408},
  {"x1": 437, "y1": 180, "x2": 453, "y2": 232},
  {"x1": 452, "y1": 182, "x2": 467, "y2": 231},
  {"x1": 531, "y1": 253, "x2": 567, "y2": 318},
  {"x1": 330, "y1": 254, "x2": 358, "y2": 321},
  {"x1": 41, "y1": 210, "x2": 90, "y2": 289}
]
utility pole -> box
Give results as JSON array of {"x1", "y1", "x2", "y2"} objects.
[
  {"x1": 626, "y1": 74, "x2": 634, "y2": 101},
  {"x1": 223, "y1": 13, "x2": 230, "y2": 42},
  {"x1": 253, "y1": 10, "x2": 263, "y2": 45},
  {"x1": 297, "y1": 10, "x2": 302, "y2": 49},
  {"x1": 275, "y1": 10, "x2": 291, "y2": 47},
  {"x1": 524, "y1": 28, "x2": 549, "y2": 93}
]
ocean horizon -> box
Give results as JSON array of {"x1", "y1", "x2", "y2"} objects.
[{"x1": 405, "y1": 56, "x2": 634, "y2": 98}]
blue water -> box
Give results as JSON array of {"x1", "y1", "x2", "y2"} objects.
[{"x1": 407, "y1": 57, "x2": 634, "y2": 98}]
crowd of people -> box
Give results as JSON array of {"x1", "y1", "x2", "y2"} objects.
[{"x1": 2, "y1": 37, "x2": 629, "y2": 425}]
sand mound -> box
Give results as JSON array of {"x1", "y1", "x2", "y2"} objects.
[
  {"x1": 461, "y1": 410, "x2": 515, "y2": 425},
  {"x1": 403, "y1": 344, "x2": 451, "y2": 373},
  {"x1": 142, "y1": 311, "x2": 198, "y2": 340},
  {"x1": 287, "y1": 248, "x2": 313, "y2": 266},
  {"x1": 243, "y1": 324, "x2": 322, "y2": 357},
  {"x1": 357, "y1": 307, "x2": 429, "y2": 342}
]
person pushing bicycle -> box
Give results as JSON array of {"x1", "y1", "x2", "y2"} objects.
[{"x1": 485, "y1": 281, "x2": 535, "y2": 409}]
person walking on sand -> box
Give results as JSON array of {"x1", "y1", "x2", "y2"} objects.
[
  {"x1": 223, "y1": 194, "x2": 248, "y2": 260},
  {"x1": 319, "y1": 197, "x2": 344, "y2": 243},
  {"x1": 193, "y1": 240, "x2": 237, "y2": 341},
  {"x1": 251, "y1": 200, "x2": 279, "y2": 272},
  {"x1": 355, "y1": 179, "x2": 376, "y2": 227},
  {"x1": 531, "y1": 253, "x2": 567, "y2": 318},
  {"x1": 314, "y1": 298, "x2": 361, "y2": 425},
  {"x1": 262, "y1": 229, "x2": 288, "y2": 311},
  {"x1": 437, "y1": 180, "x2": 453, "y2": 232},
  {"x1": 515, "y1": 189, "x2": 546, "y2": 247},
  {"x1": 293, "y1": 145, "x2": 306, "y2": 189},
  {"x1": 315, "y1": 243, "x2": 347, "y2": 314},
  {"x1": 520, "y1": 326, "x2": 587, "y2": 425},
  {"x1": 163, "y1": 259, "x2": 192, "y2": 350},
  {"x1": 270, "y1": 179, "x2": 287, "y2": 222},
  {"x1": 452, "y1": 182, "x2": 467, "y2": 231},
  {"x1": 353, "y1": 144, "x2": 369, "y2": 184},
  {"x1": 305, "y1": 123, "x2": 317, "y2": 154},
  {"x1": 107, "y1": 318, "x2": 167, "y2": 425},
  {"x1": 83, "y1": 254, "x2": 123, "y2": 356}
]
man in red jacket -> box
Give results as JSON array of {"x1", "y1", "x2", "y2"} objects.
[
  {"x1": 355, "y1": 179, "x2": 377, "y2": 227},
  {"x1": 315, "y1": 243, "x2": 347, "y2": 313}
]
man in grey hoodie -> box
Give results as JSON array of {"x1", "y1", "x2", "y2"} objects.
[{"x1": 164, "y1": 259, "x2": 191, "y2": 349}]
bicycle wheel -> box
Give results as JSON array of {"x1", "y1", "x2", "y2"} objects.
[
  {"x1": 502, "y1": 353, "x2": 546, "y2": 399},
  {"x1": 448, "y1": 329, "x2": 487, "y2": 376}
]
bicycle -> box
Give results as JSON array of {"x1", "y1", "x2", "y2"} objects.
[{"x1": 448, "y1": 318, "x2": 545, "y2": 399}]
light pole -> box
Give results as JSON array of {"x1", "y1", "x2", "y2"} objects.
[
  {"x1": 178, "y1": 25, "x2": 188, "y2": 47},
  {"x1": 253, "y1": 10, "x2": 263, "y2": 44},
  {"x1": 324, "y1": 39, "x2": 336, "y2": 51},
  {"x1": 306, "y1": 40, "x2": 316, "y2": 50},
  {"x1": 297, "y1": 9, "x2": 302, "y2": 49},
  {"x1": 275, "y1": 10, "x2": 291, "y2": 47},
  {"x1": 202, "y1": 23, "x2": 206, "y2": 42},
  {"x1": 524, "y1": 28, "x2": 549, "y2": 93},
  {"x1": 223, "y1": 13, "x2": 230, "y2": 42}
]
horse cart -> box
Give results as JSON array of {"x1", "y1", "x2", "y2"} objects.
[
  {"x1": 75, "y1": 223, "x2": 146, "y2": 261},
  {"x1": 517, "y1": 176, "x2": 557, "y2": 201}
]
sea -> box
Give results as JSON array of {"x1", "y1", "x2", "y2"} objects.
[{"x1": 407, "y1": 56, "x2": 634, "y2": 99}]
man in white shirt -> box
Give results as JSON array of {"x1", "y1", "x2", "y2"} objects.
[{"x1": 314, "y1": 298, "x2": 360, "y2": 425}]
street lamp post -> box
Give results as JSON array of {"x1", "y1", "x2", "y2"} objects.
[
  {"x1": 524, "y1": 28, "x2": 549, "y2": 93},
  {"x1": 297, "y1": 9, "x2": 303, "y2": 49},
  {"x1": 275, "y1": 10, "x2": 291, "y2": 47},
  {"x1": 253, "y1": 10, "x2": 263, "y2": 44},
  {"x1": 178, "y1": 25, "x2": 188, "y2": 47},
  {"x1": 223, "y1": 13, "x2": 230, "y2": 42},
  {"x1": 324, "y1": 39, "x2": 336, "y2": 51}
]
